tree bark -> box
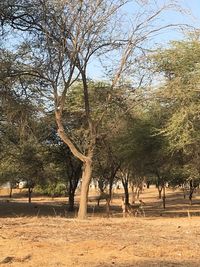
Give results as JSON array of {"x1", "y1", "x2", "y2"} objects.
[{"x1": 78, "y1": 159, "x2": 92, "y2": 219}]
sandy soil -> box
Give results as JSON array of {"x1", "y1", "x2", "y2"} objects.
[{"x1": 0, "y1": 187, "x2": 200, "y2": 267}]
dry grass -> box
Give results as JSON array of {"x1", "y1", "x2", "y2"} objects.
[{"x1": 0, "y1": 187, "x2": 200, "y2": 266}]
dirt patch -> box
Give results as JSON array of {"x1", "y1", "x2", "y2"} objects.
[
  {"x1": 1, "y1": 217, "x2": 200, "y2": 266},
  {"x1": 1, "y1": 187, "x2": 200, "y2": 266}
]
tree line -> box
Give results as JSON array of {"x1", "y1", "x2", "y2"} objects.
[{"x1": 0, "y1": 0, "x2": 200, "y2": 218}]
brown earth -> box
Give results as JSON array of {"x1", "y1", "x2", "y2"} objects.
[{"x1": 0, "y1": 187, "x2": 200, "y2": 267}]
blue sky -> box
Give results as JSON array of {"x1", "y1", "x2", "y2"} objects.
[
  {"x1": 3, "y1": 1, "x2": 199, "y2": 80},
  {"x1": 155, "y1": 0, "x2": 200, "y2": 41},
  {"x1": 87, "y1": 0, "x2": 200, "y2": 80}
]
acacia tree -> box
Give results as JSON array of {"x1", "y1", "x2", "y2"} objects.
[
  {"x1": 1, "y1": 0, "x2": 188, "y2": 218},
  {"x1": 0, "y1": 47, "x2": 47, "y2": 202},
  {"x1": 152, "y1": 34, "x2": 200, "y2": 204},
  {"x1": 0, "y1": 92, "x2": 44, "y2": 202},
  {"x1": 94, "y1": 140, "x2": 120, "y2": 199},
  {"x1": 41, "y1": 116, "x2": 82, "y2": 211}
]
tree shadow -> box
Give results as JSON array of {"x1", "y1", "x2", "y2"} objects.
[
  {"x1": 87, "y1": 189, "x2": 200, "y2": 218},
  {"x1": 0, "y1": 188, "x2": 200, "y2": 218},
  {"x1": 94, "y1": 259, "x2": 199, "y2": 267},
  {"x1": 0, "y1": 200, "x2": 76, "y2": 218}
]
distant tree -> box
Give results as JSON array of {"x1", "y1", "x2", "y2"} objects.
[
  {"x1": 18, "y1": 143, "x2": 44, "y2": 203},
  {"x1": 152, "y1": 33, "x2": 200, "y2": 204},
  {"x1": 0, "y1": 49, "x2": 45, "y2": 201},
  {"x1": 94, "y1": 141, "x2": 120, "y2": 199},
  {"x1": 44, "y1": 139, "x2": 82, "y2": 211}
]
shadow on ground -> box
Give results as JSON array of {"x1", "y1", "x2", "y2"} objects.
[
  {"x1": 94, "y1": 259, "x2": 199, "y2": 267},
  {"x1": 0, "y1": 188, "x2": 200, "y2": 218},
  {"x1": 0, "y1": 200, "x2": 72, "y2": 218}
]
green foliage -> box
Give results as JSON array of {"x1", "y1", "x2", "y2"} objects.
[
  {"x1": 150, "y1": 34, "x2": 200, "y2": 187},
  {"x1": 35, "y1": 183, "x2": 67, "y2": 197},
  {"x1": 152, "y1": 36, "x2": 200, "y2": 154},
  {"x1": 114, "y1": 109, "x2": 164, "y2": 175},
  {"x1": 18, "y1": 143, "x2": 44, "y2": 188}
]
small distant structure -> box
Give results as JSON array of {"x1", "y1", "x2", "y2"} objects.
[{"x1": 18, "y1": 181, "x2": 27, "y2": 189}]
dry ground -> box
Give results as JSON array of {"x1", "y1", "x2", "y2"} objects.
[{"x1": 0, "y1": 187, "x2": 200, "y2": 267}]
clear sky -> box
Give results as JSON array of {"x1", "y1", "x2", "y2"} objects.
[
  {"x1": 87, "y1": 0, "x2": 200, "y2": 80},
  {"x1": 3, "y1": 1, "x2": 200, "y2": 80}
]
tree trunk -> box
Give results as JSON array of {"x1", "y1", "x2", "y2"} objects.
[
  {"x1": 162, "y1": 185, "x2": 166, "y2": 209},
  {"x1": 123, "y1": 181, "x2": 129, "y2": 205},
  {"x1": 189, "y1": 191, "x2": 193, "y2": 205},
  {"x1": 182, "y1": 184, "x2": 186, "y2": 199},
  {"x1": 155, "y1": 171, "x2": 162, "y2": 199},
  {"x1": 78, "y1": 159, "x2": 92, "y2": 219},
  {"x1": 158, "y1": 187, "x2": 162, "y2": 199},
  {"x1": 9, "y1": 186, "x2": 13, "y2": 198},
  {"x1": 106, "y1": 198, "x2": 111, "y2": 217},
  {"x1": 108, "y1": 165, "x2": 119, "y2": 201},
  {"x1": 137, "y1": 188, "x2": 140, "y2": 199},
  {"x1": 189, "y1": 180, "x2": 194, "y2": 205},
  {"x1": 56, "y1": 110, "x2": 95, "y2": 219},
  {"x1": 68, "y1": 189, "x2": 75, "y2": 212},
  {"x1": 28, "y1": 187, "x2": 32, "y2": 203},
  {"x1": 68, "y1": 177, "x2": 80, "y2": 212},
  {"x1": 131, "y1": 185, "x2": 136, "y2": 204},
  {"x1": 98, "y1": 179, "x2": 105, "y2": 194},
  {"x1": 109, "y1": 180, "x2": 113, "y2": 201}
]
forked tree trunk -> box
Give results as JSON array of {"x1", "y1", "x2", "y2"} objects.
[
  {"x1": 78, "y1": 159, "x2": 92, "y2": 219},
  {"x1": 56, "y1": 111, "x2": 94, "y2": 219}
]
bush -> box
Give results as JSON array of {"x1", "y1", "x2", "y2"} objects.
[{"x1": 35, "y1": 183, "x2": 67, "y2": 197}]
